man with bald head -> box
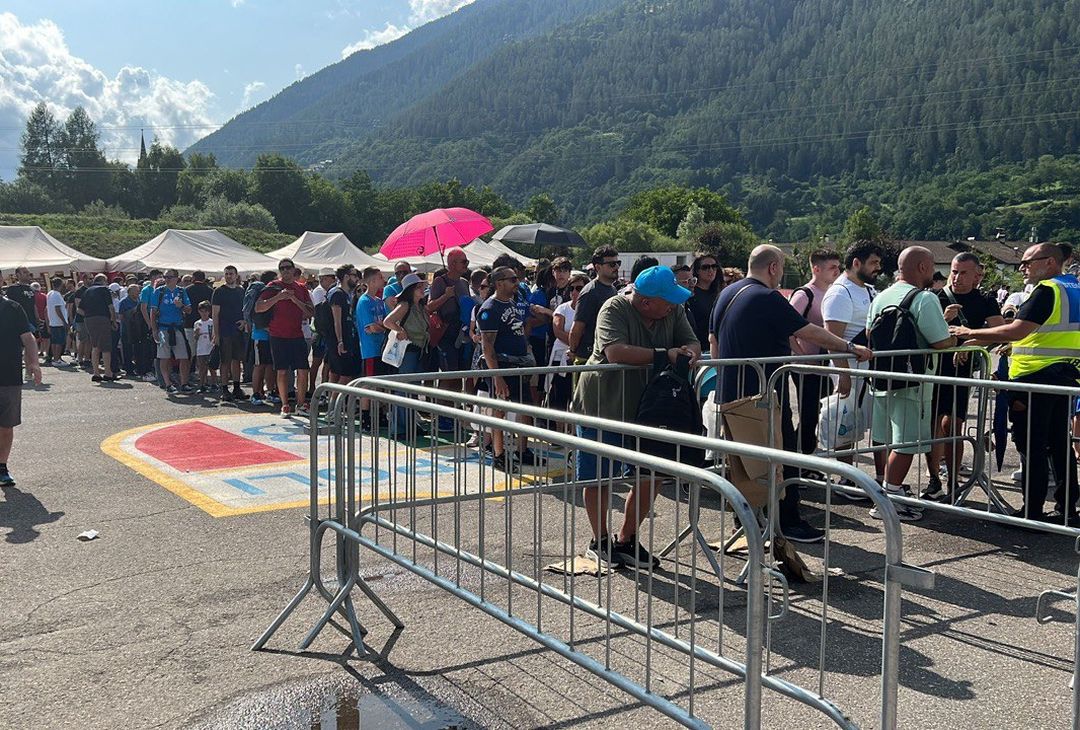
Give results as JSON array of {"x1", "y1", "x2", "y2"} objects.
[
  {"x1": 711, "y1": 244, "x2": 872, "y2": 542},
  {"x1": 952, "y1": 242, "x2": 1080, "y2": 525},
  {"x1": 864, "y1": 245, "x2": 956, "y2": 521}
]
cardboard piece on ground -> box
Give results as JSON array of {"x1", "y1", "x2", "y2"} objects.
[
  {"x1": 544, "y1": 556, "x2": 613, "y2": 576},
  {"x1": 709, "y1": 533, "x2": 818, "y2": 584}
]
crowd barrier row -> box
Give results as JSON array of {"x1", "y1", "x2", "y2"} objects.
[{"x1": 253, "y1": 349, "x2": 1080, "y2": 729}]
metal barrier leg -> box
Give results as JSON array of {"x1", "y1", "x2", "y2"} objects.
[
  {"x1": 299, "y1": 572, "x2": 359, "y2": 651},
  {"x1": 251, "y1": 574, "x2": 315, "y2": 651}
]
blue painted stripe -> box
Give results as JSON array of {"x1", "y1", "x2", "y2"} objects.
[{"x1": 223, "y1": 478, "x2": 264, "y2": 495}]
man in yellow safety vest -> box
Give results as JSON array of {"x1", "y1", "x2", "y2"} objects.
[{"x1": 951, "y1": 243, "x2": 1080, "y2": 526}]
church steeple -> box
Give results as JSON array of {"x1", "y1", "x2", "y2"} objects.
[{"x1": 137, "y1": 129, "x2": 147, "y2": 168}]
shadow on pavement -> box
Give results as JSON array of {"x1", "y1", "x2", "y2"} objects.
[{"x1": 0, "y1": 485, "x2": 64, "y2": 543}]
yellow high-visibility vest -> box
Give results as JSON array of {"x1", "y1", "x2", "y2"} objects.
[{"x1": 1009, "y1": 275, "x2": 1080, "y2": 379}]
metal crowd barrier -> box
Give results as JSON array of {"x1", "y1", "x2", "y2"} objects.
[
  {"x1": 256, "y1": 379, "x2": 774, "y2": 729},
  {"x1": 747, "y1": 353, "x2": 1080, "y2": 728},
  {"x1": 317, "y1": 364, "x2": 919, "y2": 729}
]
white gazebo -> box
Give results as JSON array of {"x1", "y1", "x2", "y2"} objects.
[
  {"x1": 269, "y1": 231, "x2": 389, "y2": 272},
  {"x1": 106, "y1": 229, "x2": 278, "y2": 277},
  {"x1": 0, "y1": 225, "x2": 106, "y2": 274},
  {"x1": 375, "y1": 238, "x2": 538, "y2": 274}
]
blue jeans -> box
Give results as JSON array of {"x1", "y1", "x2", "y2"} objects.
[
  {"x1": 391, "y1": 347, "x2": 425, "y2": 436},
  {"x1": 575, "y1": 426, "x2": 626, "y2": 481}
]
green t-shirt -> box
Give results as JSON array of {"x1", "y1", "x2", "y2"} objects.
[
  {"x1": 865, "y1": 282, "x2": 951, "y2": 400},
  {"x1": 570, "y1": 294, "x2": 698, "y2": 421}
]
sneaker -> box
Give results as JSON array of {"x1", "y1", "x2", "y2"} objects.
[
  {"x1": 465, "y1": 433, "x2": 481, "y2": 448},
  {"x1": 1012, "y1": 469, "x2": 1025, "y2": 482},
  {"x1": 249, "y1": 395, "x2": 265, "y2": 407},
  {"x1": 437, "y1": 416, "x2": 456, "y2": 433},
  {"x1": 142, "y1": 373, "x2": 157, "y2": 382},
  {"x1": 296, "y1": 403, "x2": 310, "y2": 419},
  {"x1": 232, "y1": 386, "x2": 245, "y2": 399},
  {"x1": 870, "y1": 490, "x2": 924, "y2": 522},
  {"x1": 585, "y1": 535, "x2": 624, "y2": 569},
  {"x1": 268, "y1": 394, "x2": 282, "y2": 406},
  {"x1": 220, "y1": 390, "x2": 235, "y2": 402},
  {"x1": 920, "y1": 476, "x2": 945, "y2": 502},
  {"x1": 781, "y1": 520, "x2": 825, "y2": 544},
  {"x1": 517, "y1": 449, "x2": 540, "y2": 467},
  {"x1": 834, "y1": 479, "x2": 873, "y2": 503},
  {"x1": 179, "y1": 384, "x2": 195, "y2": 394},
  {"x1": 280, "y1": 405, "x2": 292, "y2": 418},
  {"x1": 166, "y1": 385, "x2": 179, "y2": 395},
  {"x1": 91, "y1": 374, "x2": 102, "y2": 382},
  {"x1": 0, "y1": 472, "x2": 14, "y2": 486},
  {"x1": 612, "y1": 538, "x2": 661, "y2": 569},
  {"x1": 491, "y1": 453, "x2": 519, "y2": 472},
  {"x1": 1041, "y1": 510, "x2": 1080, "y2": 528}
]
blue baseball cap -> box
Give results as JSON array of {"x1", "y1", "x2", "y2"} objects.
[{"x1": 634, "y1": 265, "x2": 692, "y2": 305}]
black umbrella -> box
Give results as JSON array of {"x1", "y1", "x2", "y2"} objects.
[{"x1": 491, "y1": 223, "x2": 588, "y2": 249}]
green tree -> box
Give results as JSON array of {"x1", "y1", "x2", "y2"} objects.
[
  {"x1": 306, "y1": 175, "x2": 352, "y2": 234},
  {"x1": 579, "y1": 219, "x2": 677, "y2": 258},
  {"x1": 0, "y1": 178, "x2": 67, "y2": 214},
  {"x1": 250, "y1": 153, "x2": 311, "y2": 234},
  {"x1": 56, "y1": 107, "x2": 110, "y2": 209},
  {"x1": 842, "y1": 206, "x2": 886, "y2": 245},
  {"x1": 174, "y1": 152, "x2": 219, "y2": 205},
  {"x1": 136, "y1": 140, "x2": 186, "y2": 218},
  {"x1": 525, "y1": 193, "x2": 560, "y2": 224},
  {"x1": 18, "y1": 102, "x2": 61, "y2": 194},
  {"x1": 622, "y1": 186, "x2": 745, "y2": 238},
  {"x1": 695, "y1": 221, "x2": 758, "y2": 267}
]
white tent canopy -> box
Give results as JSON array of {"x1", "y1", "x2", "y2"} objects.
[
  {"x1": 375, "y1": 238, "x2": 538, "y2": 274},
  {"x1": 106, "y1": 229, "x2": 278, "y2": 277},
  {"x1": 0, "y1": 225, "x2": 106, "y2": 274},
  {"x1": 269, "y1": 231, "x2": 389, "y2": 272}
]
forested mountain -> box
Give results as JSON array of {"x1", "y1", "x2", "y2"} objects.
[{"x1": 191, "y1": 0, "x2": 1080, "y2": 230}]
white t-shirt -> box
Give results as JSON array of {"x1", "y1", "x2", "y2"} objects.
[
  {"x1": 311, "y1": 285, "x2": 328, "y2": 307},
  {"x1": 550, "y1": 301, "x2": 576, "y2": 365},
  {"x1": 193, "y1": 318, "x2": 214, "y2": 356},
  {"x1": 46, "y1": 289, "x2": 67, "y2": 326},
  {"x1": 821, "y1": 276, "x2": 874, "y2": 343},
  {"x1": 1003, "y1": 284, "x2": 1034, "y2": 313}
]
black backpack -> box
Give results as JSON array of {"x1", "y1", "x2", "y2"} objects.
[
  {"x1": 634, "y1": 354, "x2": 706, "y2": 467},
  {"x1": 313, "y1": 286, "x2": 337, "y2": 337},
  {"x1": 867, "y1": 287, "x2": 925, "y2": 391},
  {"x1": 788, "y1": 286, "x2": 814, "y2": 317},
  {"x1": 250, "y1": 284, "x2": 282, "y2": 330}
]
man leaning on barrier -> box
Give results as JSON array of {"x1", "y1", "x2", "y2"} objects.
[
  {"x1": 950, "y1": 242, "x2": 1080, "y2": 526},
  {"x1": 571, "y1": 265, "x2": 700, "y2": 569},
  {"x1": 711, "y1": 244, "x2": 873, "y2": 543}
]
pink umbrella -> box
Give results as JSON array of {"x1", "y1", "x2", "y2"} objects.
[{"x1": 380, "y1": 207, "x2": 493, "y2": 261}]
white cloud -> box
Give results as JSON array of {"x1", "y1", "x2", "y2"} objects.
[
  {"x1": 240, "y1": 80, "x2": 266, "y2": 109},
  {"x1": 408, "y1": 0, "x2": 475, "y2": 24},
  {"x1": 294, "y1": 63, "x2": 305, "y2": 80},
  {"x1": 339, "y1": 1, "x2": 475, "y2": 59},
  {"x1": 0, "y1": 12, "x2": 215, "y2": 177},
  {"x1": 341, "y1": 22, "x2": 409, "y2": 59}
]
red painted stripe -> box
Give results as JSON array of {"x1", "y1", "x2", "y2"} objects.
[{"x1": 135, "y1": 421, "x2": 301, "y2": 472}]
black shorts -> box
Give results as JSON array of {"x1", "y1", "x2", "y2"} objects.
[
  {"x1": 270, "y1": 336, "x2": 310, "y2": 371},
  {"x1": 250, "y1": 338, "x2": 272, "y2": 367},
  {"x1": 218, "y1": 332, "x2": 247, "y2": 364},
  {"x1": 436, "y1": 339, "x2": 462, "y2": 370},
  {"x1": 491, "y1": 365, "x2": 533, "y2": 405},
  {"x1": 932, "y1": 383, "x2": 970, "y2": 419},
  {"x1": 327, "y1": 341, "x2": 363, "y2": 377}
]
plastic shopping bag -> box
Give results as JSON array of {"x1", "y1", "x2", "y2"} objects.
[
  {"x1": 381, "y1": 332, "x2": 408, "y2": 368},
  {"x1": 817, "y1": 392, "x2": 863, "y2": 451}
]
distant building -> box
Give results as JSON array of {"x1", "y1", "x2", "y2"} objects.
[
  {"x1": 895, "y1": 239, "x2": 1024, "y2": 274},
  {"x1": 616, "y1": 251, "x2": 693, "y2": 282}
]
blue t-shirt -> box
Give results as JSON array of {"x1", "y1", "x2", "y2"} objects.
[
  {"x1": 383, "y1": 277, "x2": 403, "y2": 302},
  {"x1": 139, "y1": 283, "x2": 155, "y2": 308},
  {"x1": 527, "y1": 287, "x2": 552, "y2": 340},
  {"x1": 711, "y1": 278, "x2": 808, "y2": 404},
  {"x1": 355, "y1": 292, "x2": 388, "y2": 359},
  {"x1": 150, "y1": 286, "x2": 190, "y2": 327},
  {"x1": 477, "y1": 296, "x2": 528, "y2": 358}
]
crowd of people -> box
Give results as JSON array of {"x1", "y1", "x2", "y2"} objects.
[{"x1": 3, "y1": 236, "x2": 1079, "y2": 562}]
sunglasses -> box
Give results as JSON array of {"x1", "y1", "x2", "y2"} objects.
[
  {"x1": 497, "y1": 276, "x2": 519, "y2": 283},
  {"x1": 278, "y1": 265, "x2": 294, "y2": 271},
  {"x1": 600, "y1": 260, "x2": 621, "y2": 267},
  {"x1": 1019, "y1": 256, "x2": 1051, "y2": 268},
  {"x1": 570, "y1": 285, "x2": 585, "y2": 292},
  {"x1": 698, "y1": 263, "x2": 719, "y2": 271}
]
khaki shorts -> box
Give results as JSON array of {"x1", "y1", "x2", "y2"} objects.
[
  {"x1": 84, "y1": 316, "x2": 112, "y2": 351},
  {"x1": 0, "y1": 385, "x2": 22, "y2": 428},
  {"x1": 157, "y1": 327, "x2": 191, "y2": 360}
]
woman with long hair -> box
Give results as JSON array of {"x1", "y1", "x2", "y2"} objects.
[
  {"x1": 686, "y1": 250, "x2": 721, "y2": 348},
  {"x1": 383, "y1": 273, "x2": 431, "y2": 438},
  {"x1": 546, "y1": 273, "x2": 589, "y2": 421}
]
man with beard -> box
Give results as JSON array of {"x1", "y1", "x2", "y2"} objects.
[{"x1": 821, "y1": 241, "x2": 887, "y2": 488}]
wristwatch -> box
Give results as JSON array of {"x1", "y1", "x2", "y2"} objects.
[{"x1": 845, "y1": 341, "x2": 856, "y2": 353}]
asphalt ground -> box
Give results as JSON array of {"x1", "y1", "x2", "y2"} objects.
[{"x1": 2, "y1": 365, "x2": 1079, "y2": 729}]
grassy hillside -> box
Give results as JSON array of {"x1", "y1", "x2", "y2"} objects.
[{"x1": 0, "y1": 213, "x2": 294, "y2": 259}]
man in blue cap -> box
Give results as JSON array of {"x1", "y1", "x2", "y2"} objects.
[{"x1": 570, "y1": 265, "x2": 699, "y2": 569}]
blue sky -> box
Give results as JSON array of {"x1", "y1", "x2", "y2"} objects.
[{"x1": 0, "y1": 1, "x2": 475, "y2": 178}]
